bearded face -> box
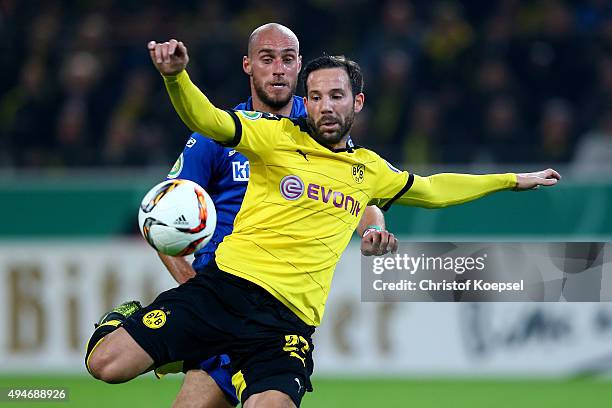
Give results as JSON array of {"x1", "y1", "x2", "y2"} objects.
[
  {"x1": 252, "y1": 72, "x2": 295, "y2": 110},
  {"x1": 306, "y1": 108, "x2": 355, "y2": 147},
  {"x1": 245, "y1": 27, "x2": 301, "y2": 112},
  {"x1": 304, "y1": 67, "x2": 363, "y2": 149}
]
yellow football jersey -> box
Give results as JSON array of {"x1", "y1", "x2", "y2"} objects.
[
  {"x1": 215, "y1": 111, "x2": 410, "y2": 326},
  {"x1": 163, "y1": 70, "x2": 517, "y2": 327}
]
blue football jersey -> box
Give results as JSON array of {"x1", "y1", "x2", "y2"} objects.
[{"x1": 167, "y1": 96, "x2": 306, "y2": 272}]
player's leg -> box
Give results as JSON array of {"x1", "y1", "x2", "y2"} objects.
[
  {"x1": 172, "y1": 369, "x2": 233, "y2": 408},
  {"x1": 227, "y1": 280, "x2": 315, "y2": 407},
  {"x1": 238, "y1": 370, "x2": 308, "y2": 408},
  {"x1": 85, "y1": 300, "x2": 153, "y2": 383},
  {"x1": 87, "y1": 327, "x2": 154, "y2": 383},
  {"x1": 243, "y1": 390, "x2": 296, "y2": 408},
  {"x1": 86, "y1": 275, "x2": 230, "y2": 384}
]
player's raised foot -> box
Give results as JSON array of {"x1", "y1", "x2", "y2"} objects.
[{"x1": 95, "y1": 300, "x2": 143, "y2": 328}]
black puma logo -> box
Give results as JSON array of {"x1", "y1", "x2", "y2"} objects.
[{"x1": 296, "y1": 149, "x2": 309, "y2": 161}]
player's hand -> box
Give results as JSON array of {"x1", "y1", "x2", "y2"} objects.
[
  {"x1": 361, "y1": 229, "x2": 398, "y2": 256},
  {"x1": 148, "y1": 39, "x2": 189, "y2": 76},
  {"x1": 515, "y1": 168, "x2": 561, "y2": 190}
]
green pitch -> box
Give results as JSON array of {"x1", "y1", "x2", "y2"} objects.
[{"x1": 1, "y1": 375, "x2": 611, "y2": 407}]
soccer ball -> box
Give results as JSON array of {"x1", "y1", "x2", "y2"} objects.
[{"x1": 138, "y1": 179, "x2": 216, "y2": 256}]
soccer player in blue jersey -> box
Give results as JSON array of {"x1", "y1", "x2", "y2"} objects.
[{"x1": 85, "y1": 24, "x2": 397, "y2": 408}]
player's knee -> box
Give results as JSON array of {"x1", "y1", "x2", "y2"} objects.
[
  {"x1": 243, "y1": 390, "x2": 295, "y2": 408},
  {"x1": 87, "y1": 346, "x2": 128, "y2": 384},
  {"x1": 87, "y1": 349, "x2": 110, "y2": 382}
]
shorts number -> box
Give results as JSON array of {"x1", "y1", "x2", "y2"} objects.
[{"x1": 283, "y1": 335, "x2": 309, "y2": 367}]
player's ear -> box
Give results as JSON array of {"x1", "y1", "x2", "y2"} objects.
[
  {"x1": 243, "y1": 56, "x2": 252, "y2": 76},
  {"x1": 354, "y1": 93, "x2": 364, "y2": 113},
  {"x1": 297, "y1": 55, "x2": 302, "y2": 72}
]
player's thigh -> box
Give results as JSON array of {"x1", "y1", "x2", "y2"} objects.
[
  {"x1": 243, "y1": 390, "x2": 296, "y2": 408},
  {"x1": 122, "y1": 277, "x2": 231, "y2": 366},
  {"x1": 88, "y1": 327, "x2": 153, "y2": 381},
  {"x1": 173, "y1": 369, "x2": 233, "y2": 408}
]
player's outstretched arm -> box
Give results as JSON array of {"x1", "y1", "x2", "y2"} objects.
[
  {"x1": 396, "y1": 168, "x2": 560, "y2": 209},
  {"x1": 148, "y1": 39, "x2": 235, "y2": 144}
]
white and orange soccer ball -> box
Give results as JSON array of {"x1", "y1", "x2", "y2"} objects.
[{"x1": 138, "y1": 179, "x2": 216, "y2": 256}]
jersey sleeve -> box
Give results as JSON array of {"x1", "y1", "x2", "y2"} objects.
[
  {"x1": 221, "y1": 110, "x2": 284, "y2": 156},
  {"x1": 162, "y1": 71, "x2": 287, "y2": 157},
  {"x1": 166, "y1": 133, "x2": 220, "y2": 189},
  {"x1": 394, "y1": 172, "x2": 517, "y2": 208},
  {"x1": 163, "y1": 70, "x2": 236, "y2": 144},
  {"x1": 369, "y1": 155, "x2": 518, "y2": 210}
]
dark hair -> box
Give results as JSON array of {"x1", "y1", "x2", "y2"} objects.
[{"x1": 301, "y1": 55, "x2": 364, "y2": 98}]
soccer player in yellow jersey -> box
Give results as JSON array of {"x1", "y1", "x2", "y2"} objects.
[
  {"x1": 86, "y1": 38, "x2": 560, "y2": 408},
  {"x1": 87, "y1": 24, "x2": 397, "y2": 408},
  {"x1": 156, "y1": 23, "x2": 397, "y2": 408}
]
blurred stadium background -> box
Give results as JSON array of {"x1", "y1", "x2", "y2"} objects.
[{"x1": 1, "y1": 0, "x2": 612, "y2": 406}]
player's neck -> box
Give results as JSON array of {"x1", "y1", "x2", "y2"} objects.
[{"x1": 251, "y1": 96, "x2": 294, "y2": 117}]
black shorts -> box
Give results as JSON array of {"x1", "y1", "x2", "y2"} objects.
[{"x1": 122, "y1": 264, "x2": 315, "y2": 406}]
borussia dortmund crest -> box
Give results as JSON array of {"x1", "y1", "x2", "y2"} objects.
[
  {"x1": 143, "y1": 309, "x2": 167, "y2": 329},
  {"x1": 352, "y1": 164, "x2": 365, "y2": 184}
]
